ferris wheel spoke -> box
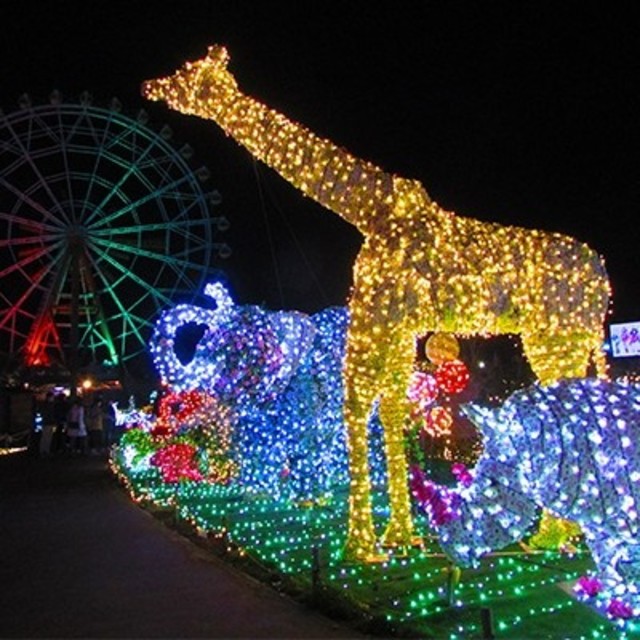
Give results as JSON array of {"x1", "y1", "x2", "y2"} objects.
[
  {"x1": 74, "y1": 300, "x2": 119, "y2": 365},
  {"x1": 56, "y1": 121, "x2": 81, "y2": 224},
  {"x1": 92, "y1": 216, "x2": 211, "y2": 237},
  {"x1": 2, "y1": 117, "x2": 68, "y2": 223},
  {"x1": 87, "y1": 123, "x2": 185, "y2": 226},
  {"x1": 119, "y1": 309, "x2": 154, "y2": 345},
  {"x1": 0, "y1": 240, "x2": 65, "y2": 279},
  {"x1": 0, "y1": 232, "x2": 59, "y2": 249},
  {"x1": 90, "y1": 236, "x2": 164, "y2": 262},
  {"x1": 0, "y1": 209, "x2": 59, "y2": 234},
  {"x1": 0, "y1": 175, "x2": 62, "y2": 226},
  {"x1": 90, "y1": 172, "x2": 196, "y2": 229},
  {"x1": 91, "y1": 219, "x2": 211, "y2": 253},
  {"x1": 101, "y1": 294, "x2": 146, "y2": 351},
  {"x1": 74, "y1": 110, "x2": 138, "y2": 223},
  {"x1": 0, "y1": 266, "x2": 52, "y2": 331},
  {"x1": 88, "y1": 244, "x2": 175, "y2": 307},
  {"x1": 89, "y1": 235, "x2": 208, "y2": 273},
  {"x1": 100, "y1": 283, "x2": 149, "y2": 350}
]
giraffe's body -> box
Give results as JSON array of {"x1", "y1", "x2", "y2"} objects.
[{"x1": 143, "y1": 46, "x2": 610, "y2": 561}]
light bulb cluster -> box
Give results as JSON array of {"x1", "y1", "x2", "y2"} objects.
[
  {"x1": 143, "y1": 45, "x2": 610, "y2": 561},
  {"x1": 119, "y1": 285, "x2": 391, "y2": 503},
  {"x1": 110, "y1": 437, "x2": 635, "y2": 636},
  {"x1": 413, "y1": 377, "x2": 640, "y2": 618},
  {"x1": 404, "y1": 333, "x2": 472, "y2": 466}
]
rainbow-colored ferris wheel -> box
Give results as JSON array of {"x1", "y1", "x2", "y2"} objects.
[{"x1": 0, "y1": 91, "x2": 230, "y2": 382}]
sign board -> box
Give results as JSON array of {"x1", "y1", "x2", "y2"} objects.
[{"x1": 610, "y1": 321, "x2": 640, "y2": 358}]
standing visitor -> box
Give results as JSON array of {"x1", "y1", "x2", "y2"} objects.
[
  {"x1": 38, "y1": 391, "x2": 56, "y2": 457},
  {"x1": 87, "y1": 396, "x2": 105, "y2": 454},
  {"x1": 104, "y1": 400, "x2": 117, "y2": 448},
  {"x1": 53, "y1": 392, "x2": 68, "y2": 452},
  {"x1": 66, "y1": 397, "x2": 88, "y2": 454}
]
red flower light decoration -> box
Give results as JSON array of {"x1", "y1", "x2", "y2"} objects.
[
  {"x1": 150, "y1": 443, "x2": 203, "y2": 483},
  {"x1": 155, "y1": 390, "x2": 209, "y2": 436}
]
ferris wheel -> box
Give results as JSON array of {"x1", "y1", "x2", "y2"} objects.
[{"x1": 0, "y1": 91, "x2": 230, "y2": 380}]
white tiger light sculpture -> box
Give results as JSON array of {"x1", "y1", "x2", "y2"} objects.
[{"x1": 412, "y1": 377, "x2": 640, "y2": 617}]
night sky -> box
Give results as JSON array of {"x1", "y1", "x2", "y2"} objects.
[{"x1": 2, "y1": 1, "x2": 639, "y2": 322}]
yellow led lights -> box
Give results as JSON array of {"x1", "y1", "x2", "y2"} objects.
[{"x1": 143, "y1": 46, "x2": 610, "y2": 562}]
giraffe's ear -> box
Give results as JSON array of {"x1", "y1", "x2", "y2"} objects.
[
  {"x1": 460, "y1": 403, "x2": 499, "y2": 437},
  {"x1": 206, "y1": 45, "x2": 231, "y2": 68}
]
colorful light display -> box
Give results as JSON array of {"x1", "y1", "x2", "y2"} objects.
[
  {"x1": 411, "y1": 377, "x2": 640, "y2": 618},
  {"x1": 407, "y1": 371, "x2": 439, "y2": 414},
  {"x1": 146, "y1": 285, "x2": 391, "y2": 503},
  {"x1": 0, "y1": 99, "x2": 219, "y2": 372},
  {"x1": 110, "y1": 444, "x2": 633, "y2": 636},
  {"x1": 142, "y1": 45, "x2": 610, "y2": 562},
  {"x1": 405, "y1": 334, "x2": 470, "y2": 462},
  {"x1": 111, "y1": 303, "x2": 640, "y2": 629},
  {"x1": 148, "y1": 282, "x2": 313, "y2": 406}
]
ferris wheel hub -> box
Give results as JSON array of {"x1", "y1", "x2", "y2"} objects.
[{"x1": 66, "y1": 224, "x2": 88, "y2": 244}]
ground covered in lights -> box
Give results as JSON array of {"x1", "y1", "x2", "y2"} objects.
[{"x1": 110, "y1": 454, "x2": 638, "y2": 640}]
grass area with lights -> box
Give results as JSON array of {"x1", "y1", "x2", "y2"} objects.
[{"x1": 110, "y1": 452, "x2": 638, "y2": 639}]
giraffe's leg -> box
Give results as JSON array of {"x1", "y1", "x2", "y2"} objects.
[
  {"x1": 378, "y1": 331, "x2": 419, "y2": 549},
  {"x1": 521, "y1": 329, "x2": 599, "y2": 549},
  {"x1": 342, "y1": 324, "x2": 384, "y2": 562}
]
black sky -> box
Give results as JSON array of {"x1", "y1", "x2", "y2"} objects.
[{"x1": 2, "y1": 1, "x2": 639, "y2": 322}]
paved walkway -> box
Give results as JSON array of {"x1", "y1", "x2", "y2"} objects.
[{"x1": 0, "y1": 450, "x2": 372, "y2": 639}]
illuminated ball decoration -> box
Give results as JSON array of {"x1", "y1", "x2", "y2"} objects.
[
  {"x1": 412, "y1": 378, "x2": 640, "y2": 618},
  {"x1": 425, "y1": 332, "x2": 460, "y2": 365},
  {"x1": 142, "y1": 45, "x2": 611, "y2": 562},
  {"x1": 424, "y1": 405, "x2": 453, "y2": 438},
  {"x1": 407, "y1": 371, "x2": 439, "y2": 409},
  {"x1": 155, "y1": 390, "x2": 208, "y2": 436},
  {"x1": 434, "y1": 359, "x2": 470, "y2": 395}
]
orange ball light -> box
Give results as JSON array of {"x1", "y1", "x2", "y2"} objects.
[
  {"x1": 424, "y1": 406, "x2": 453, "y2": 437},
  {"x1": 425, "y1": 333, "x2": 460, "y2": 365}
]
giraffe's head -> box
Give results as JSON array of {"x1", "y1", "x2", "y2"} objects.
[{"x1": 141, "y1": 45, "x2": 237, "y2": 115}]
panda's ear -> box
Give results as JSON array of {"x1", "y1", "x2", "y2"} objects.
[{"x1": 460, "y1": 403, "x2": 499, "y2": 436}]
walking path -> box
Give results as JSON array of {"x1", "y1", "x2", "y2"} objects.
[{"x1": 0, "y1": 450, "x2": 371, "y2": 639}]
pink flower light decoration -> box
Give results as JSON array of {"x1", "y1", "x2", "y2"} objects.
[
  {"x1": 575, "y1": 575, "x2": 603, "y2": 598},
  {"x1": 409, "y1": 465, "x2": 461, "y2": 526},
  {"x1": 451, "y1": 462, "x2": 473, "y2": 487},
  {"x1": 607, "y1": 598, "x2": 634, "y2": 619}
]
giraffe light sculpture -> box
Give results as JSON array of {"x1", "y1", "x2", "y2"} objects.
[{"x1": 142, "y1": 46, "x2": 610, "y2": 562}]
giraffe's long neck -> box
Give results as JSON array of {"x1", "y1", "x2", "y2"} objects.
[{"x1": 144, "y1": 54, "x2": 401, "y2": 237}]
